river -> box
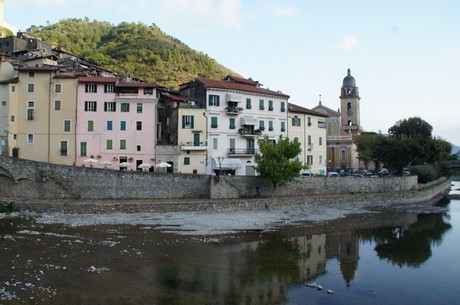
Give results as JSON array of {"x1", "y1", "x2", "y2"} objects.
[{"x1": 1, "y1": 181, "x2": 459, "y2": 305}]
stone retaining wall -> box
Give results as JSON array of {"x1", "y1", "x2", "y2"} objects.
[{"x1": 0, "y1": 156, "x2": 446, "y2": 203}]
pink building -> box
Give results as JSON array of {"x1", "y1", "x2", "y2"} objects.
[{"x1": 76, "y1": 77, "x2": 157, "y2": 171}]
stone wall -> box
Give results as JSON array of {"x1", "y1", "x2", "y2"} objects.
[{"x1": 0, "y1": 156, "x2": 431, "y2": 201}]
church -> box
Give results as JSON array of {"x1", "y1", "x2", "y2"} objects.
[{"x1": 312, "y1": 69, "x2": 362, "y2": 173}]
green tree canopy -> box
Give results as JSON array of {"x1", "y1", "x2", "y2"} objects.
[
  {"x1": 26, "y1": 18, "x2": 236, "y2": 89},
  {"x1": 388, "y1": 117, "x2": 433, "y2": 139},
  {"x1": 255, "y1": 136, "x2": 303, "y2": 189}
]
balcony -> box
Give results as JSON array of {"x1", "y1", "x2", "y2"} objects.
[
  {"x1": 227, "y1": 148, "x2": 257, "y2": 157},
  {"x1": 226, "y1": 107, "x2": 243, "y2": 115},
  {"x1": 307, "y1": 144, "x2": 314, "y2": 151},
  {"x1": 180, "y1": 142, "x2": 207, "y2": 151},
  {"x1": 239, "y1": 128, "x2": 262, "y2": 137}
]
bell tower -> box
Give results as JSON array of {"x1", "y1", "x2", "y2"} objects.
[{"x1": 340, "y1": 68, "x2": 361, "y2": 137}]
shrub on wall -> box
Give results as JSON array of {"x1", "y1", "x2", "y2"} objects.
[{"x1": 410, "y1": 165, "x2": 437, "y2": 183}]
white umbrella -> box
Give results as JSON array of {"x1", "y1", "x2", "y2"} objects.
[
  {"x1": 138, "y1": 162, "x2": 152, "y2": 172},
  {"x1": 156, "y1": 162, "x2": 171, "y2": 168},
  {"x1": 119, "y1": 162, "x2": 131, "y2": 168},
  {"x1": 83, "y1": 158, "x2": 98, "y2": 167},
  {"x1": 100, "y1": 160, "x2": 112, "y2": 168}
]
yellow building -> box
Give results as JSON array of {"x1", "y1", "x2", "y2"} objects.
[{"x1": 287, "y1": 103, "x2": 328, "y2": 175}]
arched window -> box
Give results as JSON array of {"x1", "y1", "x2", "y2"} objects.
[
  {"x1": 341, "y1": 150, "x2": 346, "y2": 161},
  {"x1": 348, "y1": 120, "x2": 352, "y2": 126},
  {"x1": 347, "y1": 102, "x2": 352, "y2": 111}
]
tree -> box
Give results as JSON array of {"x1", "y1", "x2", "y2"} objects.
[
  {"x1": 255, "y1": 136, "x2": 303, "y2": 189},
  {"x1": 388, "y1": 117, "x2": 433, "y2": 139},
  {"x1": 355, "y1": 132, "x2": 383, "y2": 170}
]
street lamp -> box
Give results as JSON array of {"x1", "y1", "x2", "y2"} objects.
[{"x1": 216, "y1": 156, "x2": 224, "y2": 176}]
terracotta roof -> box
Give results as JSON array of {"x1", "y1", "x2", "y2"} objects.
[
  {"x1": 288, "y1": 103, "x2": 328, "y2": 117},
  {"x1": 160, "y1": 92, "x2": 190, "y2": 102},
  {"x1": 224, "y1": 75, "x2": 259, "y2": 86},
  {"x1": 196, "y1": 77, "x2": 289, "y2": 99},
  {"x1": 18, "y1": 66, "x2": 58, "y2": 72},
  {"x1": 79, "y1": 76, "x2": 117, "y2": 83},
  {"x1": 118, "y1": 82, "x2": 156, "y2": 88}
]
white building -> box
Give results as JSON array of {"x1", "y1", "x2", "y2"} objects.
[{"x1": 180, "y1": 75, "x2": 289, "y2": 176}]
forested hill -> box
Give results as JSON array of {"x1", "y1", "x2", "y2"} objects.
[{"x1": 26, "y1": 18, "x2": 236, "y2": 89}]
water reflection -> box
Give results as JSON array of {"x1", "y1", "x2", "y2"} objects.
[{"x1": 1, "y1": 198, "x2": 457, "y2": 305}]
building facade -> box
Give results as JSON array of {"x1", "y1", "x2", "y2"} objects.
[
  {"x1": 179, "y1": 75, "x2": 289, "y2": 176},
  {"x1": 287, "y1": 103, "x2": 328, "y2": 175}
]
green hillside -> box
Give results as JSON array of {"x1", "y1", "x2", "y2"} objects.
[{"x1": 26, "y1": 18, "x2": 236, "y2": 88}]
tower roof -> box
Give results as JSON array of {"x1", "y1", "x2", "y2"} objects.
[{"x1": 342, "y1": 68, "x2": 356, "y2": 88}]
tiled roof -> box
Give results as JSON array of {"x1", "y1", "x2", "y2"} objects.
[
  {"x1": 196, "y1": 77, "x2": 289, "y2": 98},
  {"x1": 160, "y1": 92, "x2": 190, "y2": 101},
  {"x1": 118, "y1": 82, "x2": 156, "y2": 88},
  {"x1": 288, "y1": 103, "x2": 328, "y2": 117},
  {"x1": 224, "y1": 75, "x2": 259, "y2": 86},
  {"x1": 18, "y1": 66, "x2": 58, "y2": 72},
  {"x1": 79, "y1": 76, "x2": 117, "y2": 83}
]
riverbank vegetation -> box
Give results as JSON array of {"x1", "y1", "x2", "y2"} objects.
[{"x1": 356, "y1": 117, "x2": 452, "y2": 182}]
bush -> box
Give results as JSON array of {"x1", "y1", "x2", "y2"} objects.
[{"x1": 410, "y1": 165, "x2": 437, "y2": 183}]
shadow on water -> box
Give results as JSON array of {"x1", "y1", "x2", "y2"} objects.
[{"x1": 0, "y1": 196, "x2": 457, "y2": 305}]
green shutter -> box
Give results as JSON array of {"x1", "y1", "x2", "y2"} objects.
[
  {"x1": 182, "y1": 116, "x2": 186, "y2": 129},
  {"x1": 216, "y1": 95, "x2": 220, "y2": 106},
  {"x1": 191, "y1": 116, "x2": 194, "y2": 129}
]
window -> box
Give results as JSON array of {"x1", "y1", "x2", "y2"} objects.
[
  {"x1": 106, "y1": 139, "x2": 113, "y2": 150},
  {"x1": 211, "y1": 117, "x2": 218, "y2": 128},
  {"x1": 281, "y1": 101, "x2": 286, "y2": 112},
  {"x1": 11, "y1": 86, "x2": 15, "y2": 92},
  {"x1": 281, "y1": 121, "x2": 286, "y2": 132},
  {"x1": 144, "y1": 88, "x2": 154, "y2": 95},
  {"x1": 229, "y1": 118, "x2": 236, "y2": 129},
  {"x1": 85, "y1": 84, "x2": 97, "y2": 93},
  {"x1": 136, "y1": 121, "x2": 142, "y2": 131},
  {"x1": 307, "y1": 155, "x2": 313, "y2": 166},
  {"x1": 137, "y1": 145, "x2": 141, "y2": 152},
  {"x1": 294, "y1": 137, "x2": 299, "y2": 143},
  {"x1": 137, "y1": 103, "x2": 143, "y2": 113},
  {"x1": 27, "y1": 101, "x2": 35, "y2": 121},
  {"x1": 319, "y1": 137, "x2": 323, "y2": 146},
  {"x1": 54, "y1": 83, "x2": 62, "y2": 93},
  {"x1": 268, "y1": 100, "x2": 274, "y2": 111},
  {"x1": 64, "y1": 120, "x2": 71, "y2": 132},
  {"x1": 342, "y1": 150, "x2": 346, "y2": 161},
  {"x1": 269, "y1": 120, "x2": 274, "y2": 131},
  {"x1": 28, "y1": 72, "x2": 35, "y2": 78},
  {"x1": 259, "y1": 99, "x2": 264, "y2": 110},
  {"x1": 182, "y1": 115, "x2": 194, "y2": 129},
  {"x1": 54, "y1": 100, "x2": 61, "y2": 111},
  {"x1": 80, "y1": 142, "x2": 87, "y2": 156},
  {"x1": 246, "y1": 98, "x2": 252, "y2": 109},
  {"x1": 1, "y1": 101, "x2": 5, "y2": 106},
  {"x1": 292, "y1": 116, "x2": 301, "y2": 127},
  {"x1": 184, "y1": 157, "x2": 190, "y2": 165},
  {"x1": 104, "y1": 84, "x2": 115, "y2": 93},
  {"x1": 84, "y1": 101, "x2": 97, "y2": 112},
  {"x1": 208, "y1": 95, "x2": 220, "y2": 106},
  {"x1": 229, "y1": 138, "x2": 235, "y2": 152},
  {"x1": 308, "y1": 135, "x2": 312, "y2": 145},
  {"x1": 120, "y1": 139, "x2": 126, "y2": 150},
  {"x1": 104, "y1": 102, "x2": 116, "y2": 112},
  {"x1": 120, "y1": 103, "x2": 130, "y2": 112},
  {"x1": 107, "y1": 121, "x2": 113, "y2": 131},
  {"x1": 259, "y1": 120, "x2": 265, "y2": 131},
  {"x1": 319, "y1": 155, "x2": 323, "y2": 164},
  {"x1": 88, "y1": 120, "x2": 94, "y2": 132},
  {"x1": 120, "y1": 121, "x2": 126, "y2": 131},
  {"x1": 308, "y1": 117, "x2": 312, "y2": 126},
  {"x1": 10, "y1": 115, "x2": 14, "y2": 122},
  {"x1": 27, "y1": 134, "x2": 34, "y2": 144},
  {"x1": 60, "y1": 141, "x2": 68, "y2": 156},
  {"x1": 28, "y1": 83, "x2": 34, "y2": 92},
  {"x1": 212, "y1": 138, "x2": 218, "y2": 150}
]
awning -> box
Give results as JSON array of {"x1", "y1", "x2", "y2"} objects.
[
  {"x1": 213, "y1": 158, "x2": 242, "y2": 170},
  {"x1": 240, "y1": 116, "x2": 257, "y2": 126}
]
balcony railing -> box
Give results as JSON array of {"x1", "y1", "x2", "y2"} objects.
[
  {"x1": 228, "y1": 148, "x2": 257, "y2": 156},
  {"x1": 226, "y1": 107, "x2": 243, "y2": 115},
  {"x1": 239, "y1": 128, "x2": 262, "y2": 137}
]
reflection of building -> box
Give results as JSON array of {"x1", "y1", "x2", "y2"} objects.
[
  {"x1": 326, "y1": 231, "x2": 360, "y2": 286},
  {"x1": 312, "y1": 69, "x2": 362, "y2": 172}
]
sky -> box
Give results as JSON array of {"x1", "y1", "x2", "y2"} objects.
[{"x1": 6, "y1": 0, "x2": 460, "y2": 146}]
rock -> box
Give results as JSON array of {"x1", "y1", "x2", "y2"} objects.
[{"x1": 327, "y1": 289, "x2": 335, "y2": 294}]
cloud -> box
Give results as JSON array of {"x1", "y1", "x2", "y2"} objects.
[
  {"x1": 339, "y1": 34, "x2": 359, "y2": 50},
  {"x1": 156, "y1": 0, "x2": 243, "y2": 30},
  {"x1": 271, "y1": 6, "x2": 298, "y2": 17}
]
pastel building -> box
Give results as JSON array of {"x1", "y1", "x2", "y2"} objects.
[
  {"x1": 179, "y1": 75, "x2": 289, "y2": 176},
  {"x1": 76, "y1": 77, "x2": 157, "y2": 170},
  {"x1": 287, "y1": 103, "x2": 328, "y2": 175}
]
